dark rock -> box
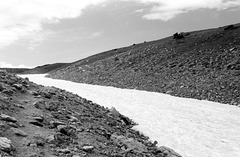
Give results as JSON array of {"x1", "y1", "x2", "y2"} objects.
[
  {"x1": 57, "y1": 125, "x2": 76, "y2": 136},
  {"x1": 12, "y1": 84, "x2": 23, "y2": 90},
  {"x1": 0, "y1": 114, "x2": 17, "y2": 123},
  {"x1": 173, "y1": 32, "x2": 184, "y2": 39},
  {"x1": 31, "y1": 116, "x2": 44, "y2": 122},
  {"x1": 0, "y1": 83, "x2": 5, "y2": 91},
  {"x1": 29, "y1": 121, "x2": 44, "y2": 127},
  {"x1": 224, "y1": 24, "x2": 239, "y2": 30},
  {"x1": 7, "y1": 122, "x2": 19, "y2": 128},
  {"x1": 2, "y1": 88, "x2": 14, "y2": 96}
]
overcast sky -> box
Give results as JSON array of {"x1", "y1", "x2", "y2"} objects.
[{"x1": 0, "y1": 0, "x2": 240, "y2": 68}]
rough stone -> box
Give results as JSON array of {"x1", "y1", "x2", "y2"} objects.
[
  {"x1": 110, "y1": 134, "x2": 147, "y2": 153},
  {"x1": 50, "y1": 120, "x2": 65, "y2": 127},
  {"x1": 57, "y1": 148, "x2": 71, "y2": 154},
  {"x1": 57, "y1": 125, "x2": 76, "y2": 136},
  {"x1": 158, "y1": 146, "x2": 182, "y2": 157},
  {"x1": 109, "y1": 107, "x2": 120, "y2": 117},
  {"x1": 82, "y1": 145, "x2": 94, "y2": 152},
  {"x1": 46, "y1": 135, "x2": 55, "y2": 143},
  {"x1": 0, "y1": 114, "x2": 17, "y2": 123},
  {"x1": 0, "y1": 137, "x2": 12, "y2": 152},
  {"x1": 11, "y1": 128, "x2": 28, "y2": 137},
  {"x1": 12, "y1": 84, "x2": 23, "y2": 90},
  {"x1": 0, "y1": 83, "x2": 5, "y2": 91}
]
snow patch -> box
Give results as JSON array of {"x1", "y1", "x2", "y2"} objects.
[{"x1": 20, "y1": 74, "x2": 240, "y2": 157}]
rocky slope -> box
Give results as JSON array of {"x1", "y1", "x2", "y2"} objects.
[
  {"x1": 0, "y1": 70, "x2": 181, "y2": 157},
  {"x1": 48, "y1": 23, "x2": 240, "y2": 106},
  {"x1": 22, "y1": 63, "x2": 70, "y2": 74},
  {"x1": 0, "y1": 68, "x2": 31, "y2": 74},
  {"x1": 0, "y1": 63, "x2": 69, "y2": 75}
]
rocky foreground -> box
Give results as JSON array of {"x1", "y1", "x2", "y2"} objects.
[{"x1": 0, "y1": 70, "x2": 181, "y2": 157}]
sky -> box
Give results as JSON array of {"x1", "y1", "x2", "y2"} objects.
[{"x1": 1, "y1": 0, "x2": 240, "y2": 68}]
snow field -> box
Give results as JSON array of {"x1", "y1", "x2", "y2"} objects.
[{"x1": 21, "y1": 74, "x2": 240, "y2": 157}]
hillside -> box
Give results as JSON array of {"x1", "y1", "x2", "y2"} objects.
[
  {"x1": 22, "y1": 63, "x2": 70, "y2": 74},
  {"x1": 1, "y1": 70, "x2": 182, "y2": 157},
  {"x1": 0, "y1": 63, "x2": 69, "y2": 75},
  {"x1": 48, "y1": 23, "x2": 240, "y2": 106},
  {"x1": 0, "y1": 68, "x2": 31, "y2": 74}
]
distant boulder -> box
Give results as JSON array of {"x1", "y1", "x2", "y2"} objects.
[
  {"x1": 173, "y1": 32, "x2": 184, "y2": 39},
  {"x1": 224, "y1": 24, "x2": 239, "y2": 31}
]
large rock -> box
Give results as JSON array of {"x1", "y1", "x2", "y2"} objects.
[
  {"x1": 110, "y1": 134, "x2": 148, "y2": 153},
  {"x1": 12, "y1": 84, "x2": 23, "y2": 90},
  {"x1": 82, "y1": 145, "x2": 94, "y2": 152},
  {"x1": 57, "y1": 125, "x2": 76, "y2": 136},
  {"x1": 0, "y1": 83, "x2": 5, "y2": 91},
  {"x1": 109, "y1": 107, "x2": 120, "y2": 117},
  {"x1": 11, "y1": 128, "x2": 28, "y2": 137},
  {"x1": 0, "y1": 137, "x2": 12, "y2": 152},
  {"x1": 0, "y1": 114, "x2": 17, "y2": 123},
  {"x1": 158, "y1": 146, "x2": 182, "y2": 157}
]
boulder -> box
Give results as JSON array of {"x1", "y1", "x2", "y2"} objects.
[
  {"x1": 0, "y1": 114, "x2": 17, "y2": 123},
  {"x1": 0, "y1": 137, "x2": 12, "y2": 152},
  {"x1": 12, "y1": 84, "x2": 23, "y2": 90},
  {"x1": 11, "y1": 128, "x2": 28, "y2": 137},
  {"x1": 158, "y1": 146, "x2": 182, "y2": 157},
  {"x1": 82, "y1": 145, "x2": 94, "y2": 152},
  {"x1": 109, "y1": 107, "x2": 120, "y2": 117},
  {"x1": 110, "y1": 134, "x2": 147, "y2": 153},
  {"x1": 0, "y1": 83, "x2": 5, "y2": 91}
]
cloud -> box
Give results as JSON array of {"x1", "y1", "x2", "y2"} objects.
[
  {"x1": 0, "y1": 62, "x2": 33, "y2": 68},
  {"x1": 127, "y1": 0, "x2": 240, "y2": 20},
  {"x1": 0, "y1": 0, "x2": 239, "y2": 49},
  {"x1": 26, "y1": 30, "x2": 54, "y2": 50},
  {"x1": 0, "y1": 0, "x2": 106, "y2": 49},
  {"x1": 90, "y1": 31, "x2": 103, "y2": 38}
]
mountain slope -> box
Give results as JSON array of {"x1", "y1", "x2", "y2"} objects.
[
  {"x1": 48, "y1": 23, "x2": 240, "y2": 105},
  {"x1": 0, "y1": 68, "x2": 31, "y2": 74},
  {"x1": 0, "y1": 63, "x2": 69, "y2": 74},
  {"x1": 22, "y1": 63, "x2": 70, "y2": 74}
]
